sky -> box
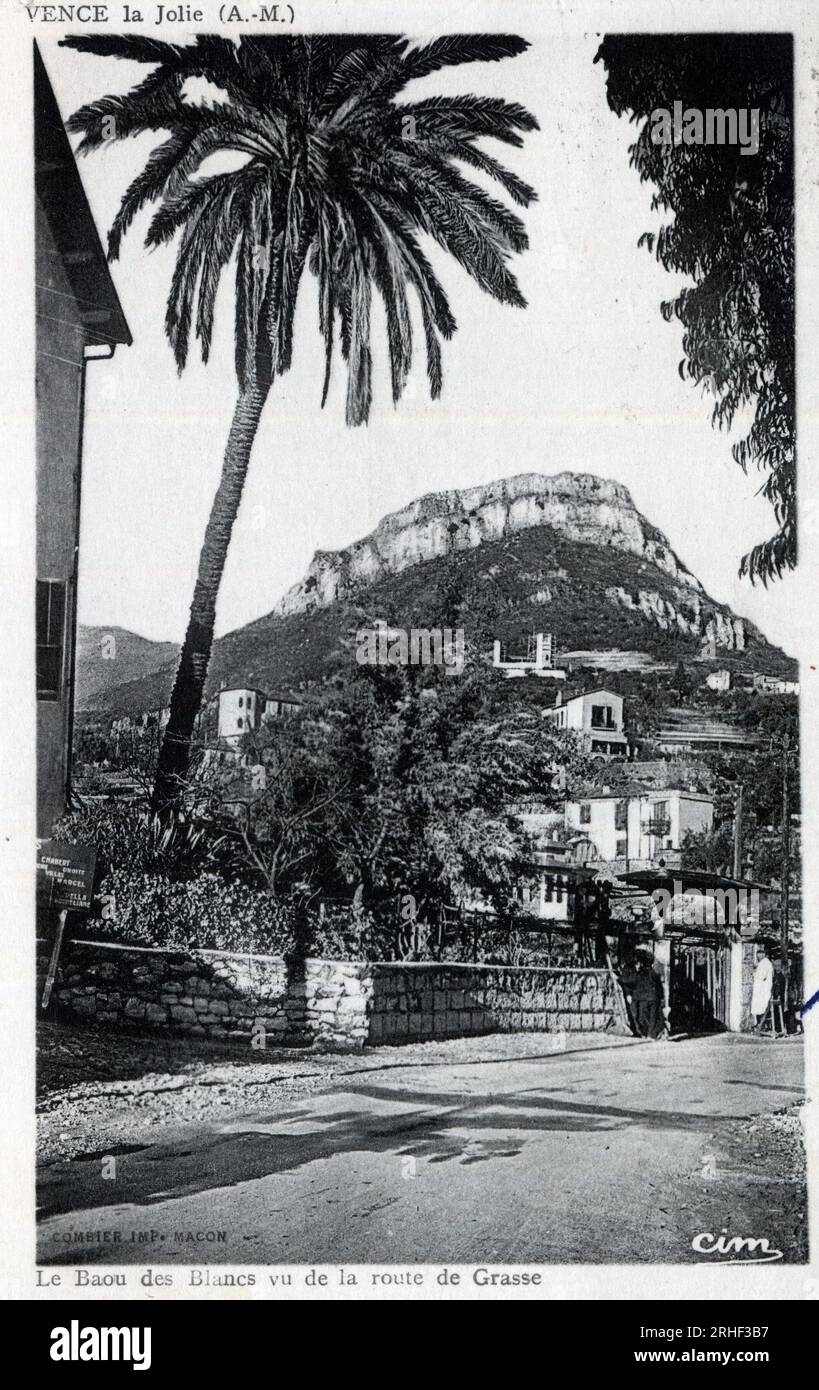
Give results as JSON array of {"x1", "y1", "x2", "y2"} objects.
[{"x1": 43, "y1": 32, "x2": 804, "y2": 657}]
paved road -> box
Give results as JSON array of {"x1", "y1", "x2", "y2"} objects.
[{"x1": 37, "y1": 1034, "x2": 805, "y2": 1266}]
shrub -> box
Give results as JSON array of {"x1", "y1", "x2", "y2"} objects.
[
  {"x1": 306, "y1": 906, "x2": 395, "y2": 961},
  {"x1": 87, "y1": 867, "x2": 295, "y2": 955},
  {"x1": 53, "y1": 801, "x2": 228, "y2": 877}
]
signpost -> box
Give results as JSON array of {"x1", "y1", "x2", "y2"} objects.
[{"x1": 37, "y1": 841, "x2": 96, "y2": 1009}]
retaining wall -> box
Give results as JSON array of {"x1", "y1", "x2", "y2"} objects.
[
  {"x1": 368, "y1": 962, "x2": 625, "y2": 1042},
  {"x1": 42, "y1": 940, "x2": 370, "y2": 1051},
  {"x1": 40, "y1": 940, "x2": 627, "y2": 1049}
]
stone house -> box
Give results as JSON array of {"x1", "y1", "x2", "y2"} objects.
[
  {"x1": 565, "y1": 788, "x2": 714, "y2": 865},
  {"x1": 217, "y1": 685, "x2": 301, "y2": 745},
  {"x1": 543, "y1": 687, "x2": 628, "y2": 755}
]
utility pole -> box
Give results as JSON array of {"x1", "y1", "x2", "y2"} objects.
[
  {"x1": 732, "y1": 783, "x2": 744, "y2": 880},
  {"x1": 780, "y1": 734, "x2": 790, "y2": 1008}
]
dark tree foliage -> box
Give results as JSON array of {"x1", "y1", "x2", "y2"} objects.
[{"x1": 596, "y1": 34, "x2": 794, "y2": 583}]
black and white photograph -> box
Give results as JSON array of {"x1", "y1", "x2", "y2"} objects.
[{"x1": 3, "y1": 0, "x2": 817, "y2": 1309}]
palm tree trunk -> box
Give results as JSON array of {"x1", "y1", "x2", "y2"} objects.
[{"x1": 152, "y1": 379, "x2": 270, "y2": 813}]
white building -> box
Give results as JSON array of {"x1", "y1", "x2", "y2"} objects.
[
  {"x1": 217, "y1": 686, "x2": 301, "y2": 745},
  {"x1": 218, "y1": 687, "x2": 266, "y2": 744},
  {"x1": 750, "y1": 673, "x2": 799, "y2": 696},
  {"x1": 513, "y1": 846, "x2": 598, "y2": 924},
  {"x1": 492, "y1": 632, "x2": 566, "y2": 680},
  {"x1": 564, "y1": 788, "x2": 714, "y2": 864},
  {"x1": 262, "y1": 693, "x2": 301, "y2": 721},
  {"x1": 543, "y1": 687, "x2": 628, "y2": 755},
  {"x1": 705, "y1": 669, "x2": 732, "y2": 692}
]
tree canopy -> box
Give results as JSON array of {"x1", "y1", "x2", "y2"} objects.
[
  {"x1": 211, "y1": 656, "x2": 593, "y2": 918},
  {"x1": 62, "y1": 32, "x2": 539, "y2": 424},
  {"x1": 596, "y1": 34, "x2": 794, "y2": 583}
]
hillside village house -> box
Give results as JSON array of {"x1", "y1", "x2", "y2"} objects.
[
  {"x1": 565, "y1": 788, "x2": 714, "y2": 865},
  {"x1": 703, "y1": 668, "x2": 799, "y2": 696},
  {"x1": 36, "y1": 45, "x2": 131, "y2": 835},
  {"x1": 543, "y1": 687, "x2": 629, "y2": 756},
  {"x1": 217, "y1": 686, "x2": 301, "y2": 745},
  {"x1": 705, "y1": 669, "x2": 732, "y2": 692},
  {"x1": 513, "y1": 841, "x2": 603, "y2": 926},
  {"x1": 751, "y1": 673, "x2": 800, "y2": 695}
]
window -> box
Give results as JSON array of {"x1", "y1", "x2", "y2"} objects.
[
  {"x1": 580, "y1": 802, "x2": 591, "y2": 825},
  {"x1": 36, "y1": 579, "x2": 66, "y2": 701},
  {"x1": 646, "y1": 800, "x2": 670, "y2": 837},
  {"x1": 238, "y1": 697, "x2": 243, "y2": 708},
  {"x1": 237, "y1": 717, "x2": 243, "y2": 729},
  {"x1": 615, "y1": 799, "x2": 628, "y2": 831},
  {"x1": 591, "y1": 704, "x2": 615, "y2": 729}
]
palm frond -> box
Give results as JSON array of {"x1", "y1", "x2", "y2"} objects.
[
  {"x1": 350, "y1": 194, "x2": 413, "y2": 403},
  {"x1": 384, "y1": 156, "x2": 527, "y2": 307},
  {"x1": 345, "y1": 238, "x2": 373, "y2": 426},
  {"x1": 59, "y1": 34, "x2": 185, "y2": 64},
  {"x1": 164, "y1": 202, "x2": 210, "y2": 371},
  {"x1": 445, "y1": 140, "x2": 538, "y2": 206},
  {"x1": 67, "y1": 32, "x2": 537, "y2": 413},
  {"x1": 318, "y1": 36, "x2": 404, "y2": 113},
  {"x1": 396, "y1": 33, "x2": 530, "y2": 83},
  {"x1": 145, "y1": 171, "x2": 232, "y2": 249},
  {"x1": 370, "y1": 34, "x2": 530, "y2": 106},
  {"x1": 66, "y1": 69, "x2": 189, "y2": 153},
  {"x1": 394, "y1": 94, "x2": 539, "y2": 146},
  {"x1": 108, "y1": 131, "x2": 192, "y2": 259}
]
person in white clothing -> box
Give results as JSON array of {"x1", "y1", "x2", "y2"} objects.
[{"x1": 751, "y1": 943, "x2": 774, "y2": 1029}]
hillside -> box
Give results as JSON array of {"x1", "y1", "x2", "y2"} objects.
[
  {"x1": 76, "y1": 626, "x2": 179, "y2": 707},
  {"x1": 76, "y1": 472, "x2": 796, "y2": 718}
]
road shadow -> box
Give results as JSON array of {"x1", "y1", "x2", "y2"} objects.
[{"x1": 37, "y1": 1070, "x2": 748, "y2": 1235}]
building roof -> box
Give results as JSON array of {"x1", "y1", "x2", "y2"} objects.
[
  {"x1": 568, "y1": 787, "x2": 713, "y2": 804},
  {"x1": 219, "y1": 686, "x2": 267, "y2": 698},
  {"x1": 619, "y1": 868, "x2": 771, "y2": 894},
  {"x1": 548, "y1": 687, "x2": 622, "y2": 710},
  {"x1": 35, "y1": 44, "x2": 131, "y2": 348},
  {"x1": 525, "y1": 852, "x2": 597, "y2": 878},
  {"x1": 218, "y1": 685, "x2": 302, "y2": 704}
]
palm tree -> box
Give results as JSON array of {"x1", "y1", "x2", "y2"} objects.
[{"x1": 61, "y1": 33, "x2": 539, "y2": 811}]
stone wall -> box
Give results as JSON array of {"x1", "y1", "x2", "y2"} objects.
[
  {"x1": 41, "y1": 942, "x2": 627, "y2": 1050},
  {"x1": 368, "y1": 962, "x2": 626, "y2": 1043},
  {"x1": 43, "y1": 940, "x2": 370, "y2": 1051}
]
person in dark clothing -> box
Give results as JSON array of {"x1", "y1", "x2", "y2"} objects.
[{"x1": 630, "y1": 951, "x2": 664, "y2": 1038}]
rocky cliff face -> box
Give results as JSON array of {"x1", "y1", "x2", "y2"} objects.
[
  {"x1": 277, "y1": 472, "x2": 704, "y2": 617},
  {"x1": 79, "y1": 471, "x2": 793, "y2": 717},
  {"x1": 605, "y1": 587, "x2": 746, "y2": 651}
]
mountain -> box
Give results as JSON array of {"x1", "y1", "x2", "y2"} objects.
[
  {"x1": 274, "y1": 472, "x2": 704, "y2": 615},
  {"x1": 75, "y1": 626, "x2": 178, "y2": 707},
  {"x1": 76, "y1": 472, "x2": 796, "y2": 718}
]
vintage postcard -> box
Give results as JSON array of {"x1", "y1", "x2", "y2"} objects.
[{"x1": 1, "y1": 0, "x2": 818, "y2": 1309}]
